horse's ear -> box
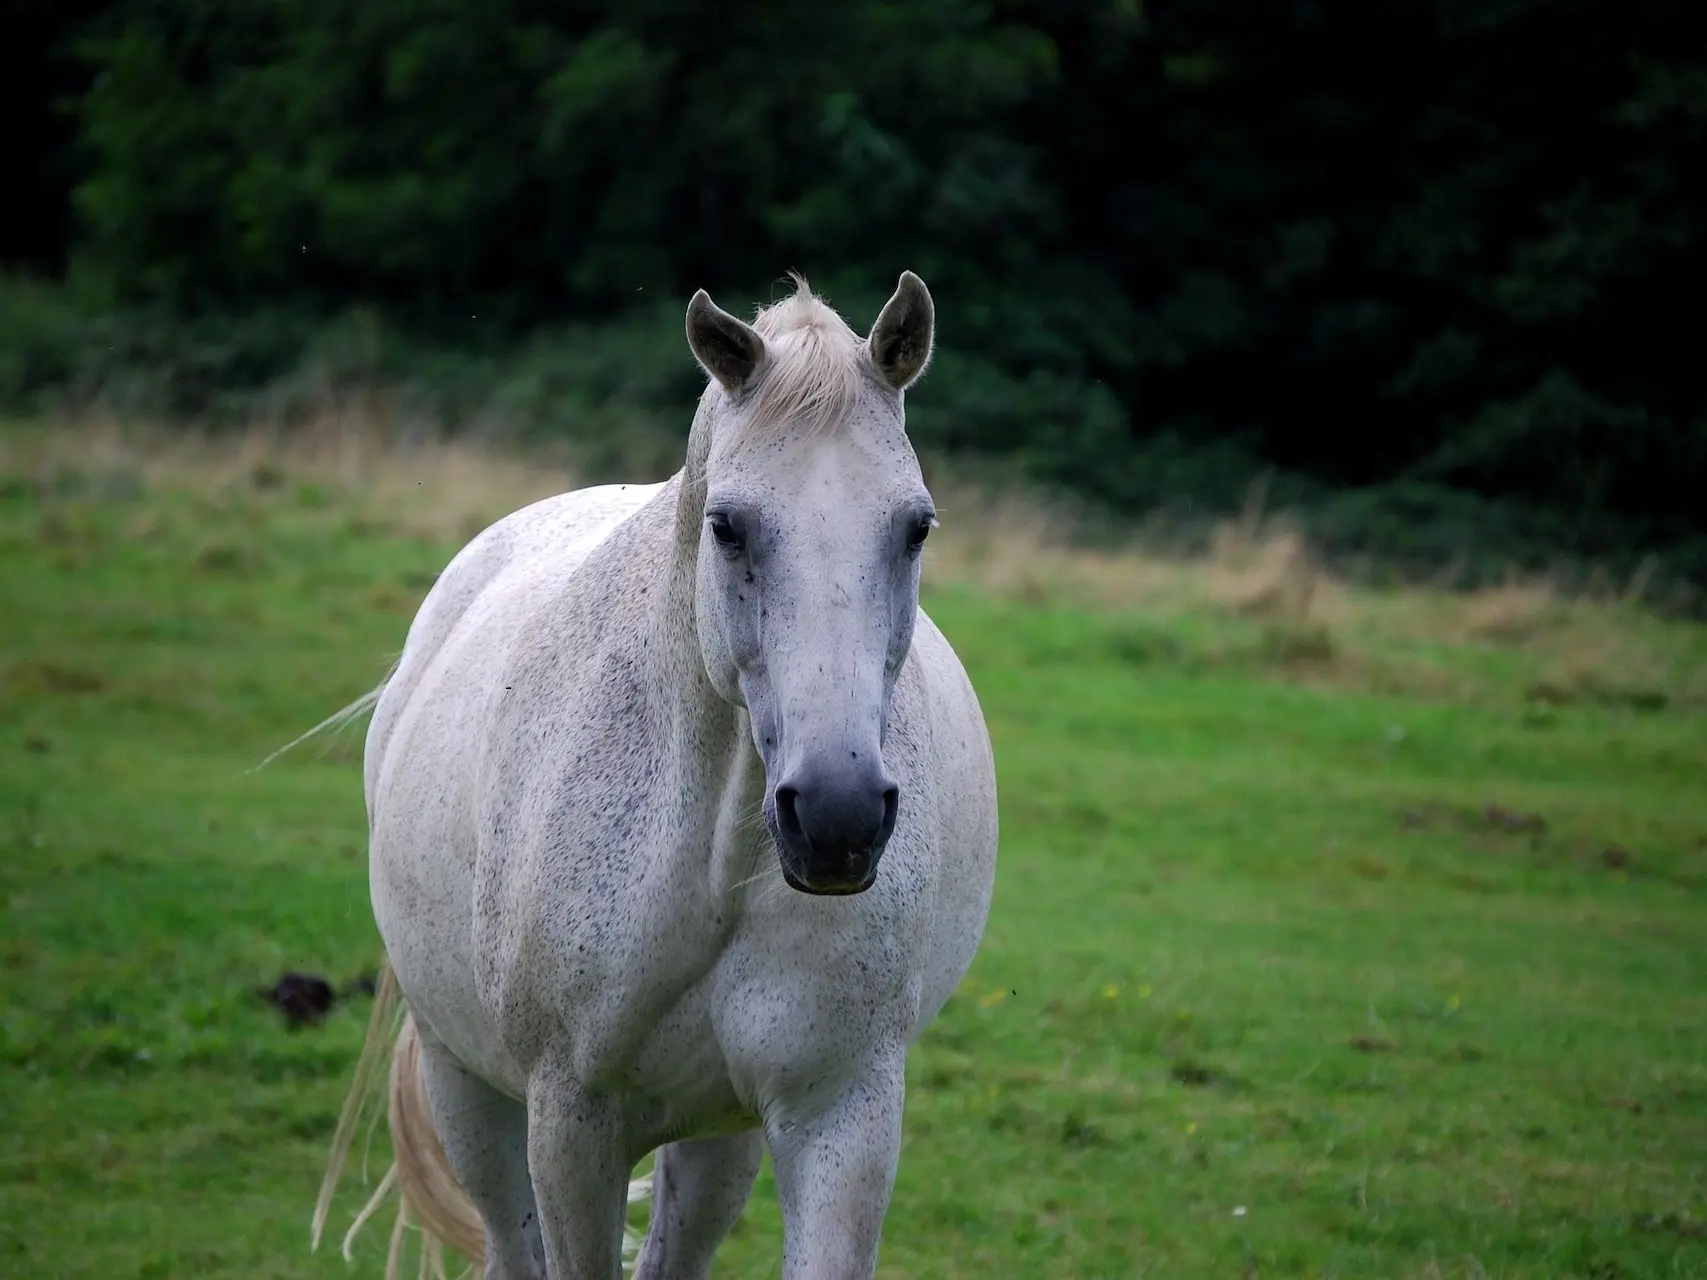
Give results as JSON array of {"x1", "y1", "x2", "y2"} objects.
[
  {"x1": 867, "y1": 270, "x2": 934, "y2": 392},
  {"x1": 686, "y1": 290, "x2": 768, "y2": 393}
]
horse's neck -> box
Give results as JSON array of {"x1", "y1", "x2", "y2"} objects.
[
  {"x1": 584, "y1": 409, "x2": 752, "y2": 828},
  {"x1": 631, "y1": 468, "x2": 746, "y2": 774},
  {"x1": 673, "y1": 399, "x2": 715, "y2": 548}
]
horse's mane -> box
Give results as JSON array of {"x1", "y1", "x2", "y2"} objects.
[{"x1": 720, "y1": 274, "x2": 870, "y2": 443}]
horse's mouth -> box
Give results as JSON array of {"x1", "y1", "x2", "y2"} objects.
[
  {"x1": 776, "y1": 853, "x2": 879, "y2": 897},
  {"x1": 762, "y1": 805, "x2": 882, "y2": 896}
]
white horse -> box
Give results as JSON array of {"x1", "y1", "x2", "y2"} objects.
[{"x1": 309, "y1": 272, "x2": 999, "y2": 1280}]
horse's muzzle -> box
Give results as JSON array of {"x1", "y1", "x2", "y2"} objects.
[{"x1": 768, "y1": 762, "x2": 899, "y2": 895}]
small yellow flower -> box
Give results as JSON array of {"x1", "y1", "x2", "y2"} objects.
[
  {"x1": 1185, "y1": 1121, "x2": 1197, "y2": 1134},
  {"x1": 1101, "y1": 983, "x2": 1119, "y2": 1000},
  {"x1": 979, "y1": 987, "x2": 1009, "y2": 1007}
]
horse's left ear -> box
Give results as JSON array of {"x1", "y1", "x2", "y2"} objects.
[
  {"x1": 867, "y1": 271, "x2": 934, "y2": 392},
  {"x1": 687, "y1": 289, "x2": 769, "y2": 394}
]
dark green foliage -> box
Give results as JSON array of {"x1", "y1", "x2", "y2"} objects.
[
  {"x1": 5, "y1": 0, "x2": 108, "y2": 275},
  {"x1": 7, "y1": 0, "x2": 1707, "y2": 586}
]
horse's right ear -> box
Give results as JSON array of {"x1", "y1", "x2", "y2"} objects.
[
  {"x1": 868, "y1": 270, "x2": 934, "y2": 392},
  {"x1": 686, "y1": 290, "x2": 768, "y2": 394}
]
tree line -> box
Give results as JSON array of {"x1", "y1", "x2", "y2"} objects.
[{"x1": 9, "y1": 0, "x2": 1707, "y2": 588}]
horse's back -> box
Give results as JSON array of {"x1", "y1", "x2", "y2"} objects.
[{"x1": 366, "y1": 481, "x2": 665, "y2": 796}]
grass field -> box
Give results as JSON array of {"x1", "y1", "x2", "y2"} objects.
[{"x1": 2, "y1": 421, "x2": 1705, "y2": 1279}]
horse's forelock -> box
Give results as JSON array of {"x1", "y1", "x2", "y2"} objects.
[{"x1": 731, "y1": 278, "x2": 869, "y2": 443}]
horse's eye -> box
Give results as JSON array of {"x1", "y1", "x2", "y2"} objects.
[
  {"x1": 708, "y1": 513, "x2": 743, "y2": 553},
  {"x1": 907, "y1": 516, "x2": 936, "y2": 555}
]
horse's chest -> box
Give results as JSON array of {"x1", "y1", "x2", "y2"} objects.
[
  {"x1": 478, "y1": 843, "x2": 735, "y2": 1069},
  {"x1": 508, "y1": 905, "x2": 757, "y2": 1141},
  {"x1": 477, "y1": 703, "x2": 763, "y2": 1069}
]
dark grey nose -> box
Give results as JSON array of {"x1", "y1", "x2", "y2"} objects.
[{"x1": 770, "y1": 761, "x2": 899, "y2": 894}]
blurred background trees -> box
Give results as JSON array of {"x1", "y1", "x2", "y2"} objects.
[{"x1": 6, "y1": 0, "x2": 1706, "y2": 590}]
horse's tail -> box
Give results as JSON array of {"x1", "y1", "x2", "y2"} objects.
[
  {"x1": 310, "y1": 964, "x2": 483, "y2": 1279},
  {"x1": 381, "y1": 1007, "x2": 487, "y2": 1277},
  {"x1": 252, "y1": 659, "x2": 399, "y2": 773},
  {"x1": 312, "y1": 964, "x2": 654, "y2": 1276}
]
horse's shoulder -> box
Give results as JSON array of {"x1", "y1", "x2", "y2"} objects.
[
  {"x1": 897, "y1": 604, "x2": 993, "y2": 778},
  {"x1": 904, "y1": 606, "x2": 972, "y2": 699}
]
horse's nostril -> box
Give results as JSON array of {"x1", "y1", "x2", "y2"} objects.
[
  {"x1": 774, "y1": 786, "x2": 804, "y2": 843},
  {"x1": 772, "y1": 772, "x2": 897, "y2": 870}
]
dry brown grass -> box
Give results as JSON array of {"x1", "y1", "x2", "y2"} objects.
[
  {"x1": 0, "y1": 409, "x2": 576, "y2": 544},
  {"x1": 6, "y1": 414, "x2": 1703, "y2": 709},
  {"x1": 1457, "y1": 580, "x2": 1561, "y2": 641},
  {"x1": 925, "y1": 473, "x2": 1345, "y2": 627},
  {"x1": 929, "y1": 466, "x2": 1705, "y2": 707}
]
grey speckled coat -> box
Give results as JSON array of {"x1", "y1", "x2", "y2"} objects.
[{"x1": 326, "y1": 273, "x2": 998, "y2": 1280}]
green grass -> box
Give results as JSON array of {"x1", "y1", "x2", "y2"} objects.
[{"x1": 2, "y1": 454, "x2": 1705, "y2": 1279}]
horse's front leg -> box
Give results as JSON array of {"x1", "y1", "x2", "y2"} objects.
[
  {"x1": 526, "y1": 1063, "x2": 633, "y2": 1280},
  {"x1": 631, "y1": 1131, "x2": 765, "y2": 1279},
  {"x1": 766, "y1": 1060, "x2": 907, "y2": 1280}
]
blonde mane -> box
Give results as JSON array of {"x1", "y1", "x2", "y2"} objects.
[{"x1": 722, "y1": 276, "x2": 870, "y2": 443}]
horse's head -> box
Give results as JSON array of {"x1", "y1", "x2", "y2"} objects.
[{"x1": 683, "y1": 273, "x2": 936, "y2": 896}]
